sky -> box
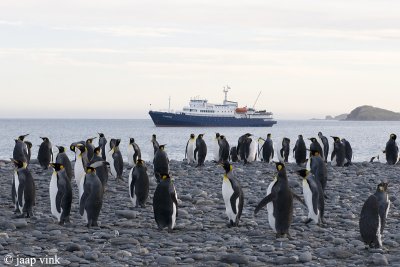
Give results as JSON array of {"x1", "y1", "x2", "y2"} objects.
[{"x1": 0, "y1": 0, "x2": 399, "y2": 120}]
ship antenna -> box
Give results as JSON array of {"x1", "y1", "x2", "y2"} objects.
[
  {"x1": 168, "y1": 96, "x2": 171, "y2": 112},
  {"x1": 252, "y1": 91, "x2": 262, "y2": 109}
]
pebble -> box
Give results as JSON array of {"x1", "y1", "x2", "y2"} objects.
[
  {"x1": 298, "y1": 251, "x2": 313, "y2": 263},
  {"x1": 372, "y1": 253, "x2": 388, "y2": 265},
  {"x1": 219, "y1": 254, "x2": 249, "y2": 264},
  {"x1": 156, "y1": 256, "x2": 177, "y2": 265}
]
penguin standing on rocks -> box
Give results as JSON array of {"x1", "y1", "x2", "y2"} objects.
[
  {"x1": 70, "y1": 143, "x2": 88, "y2": 200},
  {"x1": 151, "y1": 134, "x2": 160, "y2": 155},
  {"x1": 129, "y1": 159, "x2": 149, "y2": 208},
  {"x1": 24, "y1": 141, "x2": 32, "y2": 164},
  {"x1": 98, "y1": 133, "x2": 107, "y2": 160},
  {"x1": 230, "y1": 147, "x2": 238, "y2": 162},
  {"x1": 153, "y1": 173, "x2": 178, "y2": 232},
  {"x1": 49, "y1": 163, "x2": 72, "y2": 225},
  {"x1": 213, "y1": 133, "x2": 221, "y2": 162},
  {"x1": 79, "y1": 162, "x2": 104, "y2": 228},
  {"x1": 277, "y1": 137, "x2": 290, "y2": 163},
  {"x1": 296, "y1": 169, "x2": 324, "y2": 224},
  {"x1": 108, "y1": 139, "x2": 124, "y2": 181},
  {"x1": 38, "y1": 137, "x2": 53, "y2": 169},
  {"x1": 254, "y1": 162, "x2": 304, "y2": 238},
  {"x1": 218, "y1": 135, "x2": 230, "y2": 163},
  {"x1": 310, "y1": 150, "x2": 328, "y2": 192},
  {"x1": 309, "y1": 137, "x2": 324, "y2": 160},
  {"x1": 55, "y1": 146, "x2": 73, "y2": 181},
  {"x1": 194, "y1": 134, "x2": 207, "y2": 167},
  {"x1": 293, "y1": 135, "x2": 307, "y2": 166},
  {"x1": 86, "y1": 137, "x2": 97, "y2": 161},
  {"x1": 90, "y1": 147, "x2": 109, "y2": 191},
  {"x1": 384, "y1": 134, "x2": 398, "y2": 165},
  {"x1": 185, "y1": 134, "x2": 196, "y2": 164},
  {"x1": 128, "y1": 138, "x2": 142, "y2": 167},
  {"x1": 342, "y1": 138, "x2": 353, "y2": 166},
  {"x1": 221, "y1": 162, "x2": 244, "y2": 227},
  {"x1": 246, "y1": 136, "x2": 258, "y2": 163},
  {"x1": 260, "y1": 133, "x2": 274, "y2": 163},
  {"x1": 237, "y1": 133, "x2": 252, "y2": 161},
  {"x1": 13, "y1": 134, "x2": 30, "y2": 163},
  {"x1": 331, "y1": 136, "x2": 345, "y2": 167},
  {"x1": 318, "y1": 132, "x2": 329, "y2": 162},
  {"x1": 153, "y1": 145, "x2": 169, "y2": 182},
  {"x1": 11, "y1": 159, "x2": 36, "y2": 217},
  {"x1": 359, "y1": 182, "x2": 390, "y2": 248}
]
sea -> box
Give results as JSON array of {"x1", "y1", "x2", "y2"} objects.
[{"x1": 1, "y1": 119, "x2": 400, "y2": 163}]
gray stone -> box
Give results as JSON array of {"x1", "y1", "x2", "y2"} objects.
[
  {"x1": 115, "y1": 210, "x2": 138, "y2": 219},
  {"x1": 372, "y1": 253, "x2": 388, "y2": 265},
  {"x1": 84, "y1": 252, "x2": 99, "y2": 261},
  {"x1": 66, "y1": 243, "x2": 82, "y2": 252},
  {"x1": 220, "y1": 254, "x2": 249, "y2": 265},
  {"x1": 13, "y1": 219, "x2": 28, "y2": 228},
  {"x1": 110, "y1": 237, "x2": 140, "y2": 246},
  {"x1": 299, "y1": 251, "x2": 312, "y2": 263},
  {"x1": 156, "y1": 256, "x2": 176, "y2": 265}
]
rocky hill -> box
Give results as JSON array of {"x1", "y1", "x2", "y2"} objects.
[{"x1": 345, "y1": 105, "x2": 400, "y2": 121}]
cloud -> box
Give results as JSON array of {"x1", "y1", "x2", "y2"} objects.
[{"x1": 0, "y1": 20, "x2": 23, "y2": 26}]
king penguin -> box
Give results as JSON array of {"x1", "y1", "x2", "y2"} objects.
[
  {"x1": 359, "y1": 182, "x2": 390, "y2": 248},
  {"x1": 70, "y1": 143, "x2": 88, "y2": 200},
  {"x1": 79, "y1": 162, "x2": 104, "y2": 227},
  {"x1": 318, "y1": 132, "x2": 329, "y2": 162},
  {"x1": 213, "y1": 133, "x2": 221, "y2": 162},
  {"x1": 293, "y1": 135, "x2": 307, "y2": 166},
  {"x1": 55, "y1": 146, "x2": 73, "y2": 182},
  {"x1": 49, "y1": 163, "x2": 72, "y2": 225},
  {"x1": 90, "y1": 147, "x2": 109, "y2": 191},
  {"x1": 128, "y1": 138, "x2": 142, "y2": 167},
  {"x1": 296, "y1": 169, "x2": 324, "y2": 224},
  {"x1": 98, "y1": 133, "x2": 107, "y2": 160},
  {"x1": 254, "y1": 162, "x2": 304, "y2": 238},
  {"x1": 153, "y1": 144, "x2": 169, "y2": 182},
  {"x1": 276, "y1": 137, "x2": 290, "y2": 163},
  {"x1": 309, "y1": 149, "x2": 328, "y2": 193},
  {"x1": 384, "y1": 134, "x2": 398, "y2": 165},
  {"x1": 86, "y1": 137, "x2": 97, "y2": 161},
  {"x1": 185, "y1": 134, "x2": 196, "y2": 164},
  {"x1": 237, "y1": 133, "x2": 252, "y2": 161},
  {"x1": 38, "y1": 137, "x2": 53, "y2": 169},
  {"x1": 342, "y1": 138, "x2": 353, "y2": 166},
  {"x1": 151, "y1": 134, "x2": 160, "y2": 155},
  {"x1": 153, "y1": 173, "x2": 178, "y2": 232},
  {"x1": 331, "y1": 136, "x2": 345, "y2": 167},
  {"x1": 229, "y1": 147, "x2": 238, "y2": 162},
  {"x1": 218, "y1": 135, "x2": 230, "y2": 163},
  {"x1": 24, "y1": 141, "x2": 32, "y2": 164},
  {"x1": 261, "y1": 133, "x2": 274, "y2": 163},
  {"x1": 309, "y1": 137, "x2": 324, "y2": 160},
  {"x1": 221, "y1": 162, "x2": 244, "y2": 227},
  {"x1": 108, "y1": 139, "x2": 124, "y2": 181},
  {"x1": 11, "y1": 159, "x2": 36, "y2": 217},
  {"x1": 13, "y1": 134, "x2": 30, "y2": 164},
  {"x1": 194, "y1": 134, "x2": 207, "y2": 167},
  {"x1": 129, "y1": 159, "x2": 149, "y2": 208}
]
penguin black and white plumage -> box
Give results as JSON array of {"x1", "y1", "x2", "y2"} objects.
[
  {"x1": 153, "y1": 144, "x2": 169, "y2": 182},
  {"x1": 309, "y1": 150, "x2": 328, "y2": 192},
  {"x1": 90, "y1": 147, "x2": 109, "y2": 191},
  {"x1": 237, "y1": 133, "x2": 252, "y2": 162},
  {"x1": 13, "y1": 134, "x2": 30, "y2": 164},
  {"x1": 213, "y1": 133, "x2": 221, "y2": 162},
  {"x1": 98, "y1": 133, "x2": 107, "y2": 160},
  {"x1": 86, "y1": 137, "x2": 97, "y2": 162},
  {"x1": 38, "y1": 137, "x2": 53, "y2": 169},
  {"x1": 309, "y1": 137, "x2": 324, "y2": 160},
  {"x1": 70, "y1": 143, "x2": 88, "y2": 200},
  {"x1": 277, "y1": 137, "x2": 290, "y2": 163},
  {"x1": 254, "y1": 162, "x2": 304, "y2": 237},
  {"x1": 194, "y1": 134, "x2": 207, "y2": 167},
  {"x1": 341, "y1": 138, "x2": 353, "y2": 166},
  {"x1": 128, "y1": 159, "x2": 149, "y2": 208},
  {"x1": 151, "y1": 134, "x2": 160, "y2": 155},
  {"x1": 331, "y1": 136, "x2": 345, "y2": 167},
  {"x1": 79, "y1": 162, "x2": 104, "y2": 227},
  {"x1": 296, "y1": 169, "x2": 324, "y2": 224},
  {"x1": 24, "y1": 141, "x2": 32, "y2": 164},
  {"x1": 246, "y1": 136, "x2": 258, "y2": 163},
  {"x1": 384, "y1": 134, "x2": 398, "y2": 165},
  {"x1": 261, "y1": 134, "x2": 274, "y2": 163},
  {"x1": 318, "y1": 132, "x2": 329, "y2": 162},
  {"x1": 359, "y1": 182, "x2": 390, "y2": 248},
  {"x1": 11, "y1": 159, "x2": 36, "y2": 218},
  {"x1": 230, "y1": 147, "x2": 238, "y2": 162},
  {"x1": 221, "y1": 162, "x2": 244, "y2": 227},
  {"x1": 153, "y1": 174, "x2": 178, "y2": 232},
  {"x1": 293, "y1": 135, "x2": 307, "y2": 166},
  {"x1": 108, "y1": 139, "x2": 124, "y2": 181},
  {"x1": 128, "y1": 138, "x2": 142, "y2": 167},
  {"x1": 55, "y1": 146, "x2": 73, "y2": 182},
  {"x1": 218, "y1": 135, "x2": 230, "y2": 163},
  {"x1": 185, "y1": 134, "x2": 196, "y2": 164},
  {"x1": 49, "y1": 163, "x2": 72, "y2": 225}
]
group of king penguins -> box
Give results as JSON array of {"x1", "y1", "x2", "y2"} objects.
[{"x1": 9, "y1": 131, "x2": 396, "y2": 248}]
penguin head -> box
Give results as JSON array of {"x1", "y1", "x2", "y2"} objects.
[
  {"x1": 94, "y1": 146, "x2": 101, "y2": 155},
  {"x1": 298, "y1": 135, "x2": 303, "y2": 139},
  {"x1": 129, "y1": 138, "x2": 135, "y2": 144},
  {"x1": 377, "y1": 182, "x2": 388, "y2": 192},
  {"x1": 296, "y1": 169, "x2": 309, "y2": 178},
  {"x1": 220, "y1": 135, "x2": 225, "y2": 140},
  {"x1": 221, "y1": 161, "x2": 232, "y2": 174},
  {"x1": 115, "y1": 139, "x2": 121, "y2": 147},
  {"x1": 98, "y1": 133, "x2": 105, "y2": 138},
  {"x1": 86, "y1": 167, "x2": 96, "y2": 174},
  {"x1": 76, "y1": 143, "x2": 86, "y2": 153},
  {"x1": 57, "y1": 146, "x2": 65, "y2": 153},
  {"x1": 136, "y1": 159, "x2": 145, "y2": 166},
  {"x1": 216, "y1": 133, "x2": 220, "y2": 138},
  {"x1": 25, "y1": 141, "x2": 32, "y2": 149},
  {"x1": 11, "y1": 158, "x2": 27, "y2": 169},
  {"x1": 190, "y1": 134, "x2": 195, "y2": 139},
  {"x1": 50, "y1": 163, "x2": 64, "y2": 172},
  {"x1": 318, "y1": 132, "x2": 322, "y2": 137},
  {"x1": 331, "y1": 136, "x2": 340, "y2": 142},
  {"x1": 198, "y1": 134, "x2": 204, "y2": 139},
  {"x1": 245, "y1": 133, "x2": 252, "y2": 137},
  {"x1": 310, "y1": 149, "x2": 320, "y2": 157},
  {"x1": 86, "y1": 137, "x2": 97, "y2": 144},
  {"x1": 159, "y1": 144, "x2": 166, "y2": 151},
  {"x1": 40, "y1": 137, "x2": 49, "y2": 142},
  {"x1": 275, "y1": 162, "x2": 285, "y2": 172},
  {"x1": 152, "y1": 134, "x2": 157, "y2": 141},
  {"x1": 308, "y1": 137, "x2": 317, "y2": 142},
  {"x1": 390, "y1": 134, "x2": 397, "y2": 140},
  {"x1": 18, "y1": 134, "x2": 29, "y2": 141},
  {"x1": 267, "y1": 133, "x2": 271, "y2": 138},
  {"x1": 160, "y1": 173, "x2": 170, "y2": 180}
]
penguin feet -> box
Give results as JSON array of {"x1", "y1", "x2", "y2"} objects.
[
  {"x1": 167, "y1": 227, "x2": 173, "y2": 233},
  {"x1": 58, "y1": 221, "x2": 65, "y2": 226},
  {"x1": 304, "y1": 218, "x2": 313, "y2": 224}
]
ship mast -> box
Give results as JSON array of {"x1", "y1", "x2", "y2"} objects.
[{"x1": 223, "y1": 85, "x2": 230, "y2": 104}]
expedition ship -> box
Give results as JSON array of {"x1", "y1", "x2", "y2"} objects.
[{"x1": 149, "y1": 87, "x2": 277, "y2": 127}]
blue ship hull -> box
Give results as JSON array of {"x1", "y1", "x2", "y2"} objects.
[{"x1": 149, "y1": 111, "x2": 277, "y2": 127}]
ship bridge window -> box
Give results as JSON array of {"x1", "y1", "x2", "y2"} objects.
[{"x1": 190, "y1": 109, "x2": 197, "y2": 112}]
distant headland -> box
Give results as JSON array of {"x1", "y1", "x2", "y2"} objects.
[{"x1": 314, "y1": 105, "x2": 400, "y2": 121}]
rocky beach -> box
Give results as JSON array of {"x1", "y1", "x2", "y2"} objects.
[{"x1": 0, "y1": 159, "x2": 399, "y2": 266}]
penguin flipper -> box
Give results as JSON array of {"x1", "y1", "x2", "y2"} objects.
[
  {"x1": 230, "y1": 191, "x2": 239, "y2": 215},
  {"x1": 130, "y1": 169, "x2": 137, "y2": 198},
  {"x1": 17, "y1": 181, "x2": 25, "y2": 207},
  {"x1": 170, "y1": 186, "x2": 178, "y2": 217},
  {"x1": 254, "y1": 193, "x2": 274, "y2": 214},
  {"x1": 79, "y1": 188, "x2": 90, "y2": 216},
  {"x1": 56, "y1": 190, "x2": 63, "y2": 214},
  {"x1": 293, "y1": 193, "x2": 306, "y2": 207}
]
